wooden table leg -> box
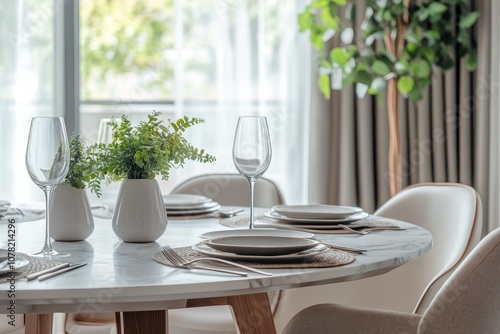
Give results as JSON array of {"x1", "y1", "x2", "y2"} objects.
[
  {"x1": 116, "y1": 310, "x2": 168, "y2": 334},
  {"x1": 227, "y1": 293, "x2": 276, "y2": 334},
  {"x1": 25, "y1": 314, "x2": 53, "y2": 334},
  {"x1": 187, "y1": 293, "x2": 277, "y2": 334}
]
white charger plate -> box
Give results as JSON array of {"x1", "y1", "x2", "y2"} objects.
[
  {"x1": 163, "y1": 194, "x2": 212, "y2": 207},
  {"x1": 165, "y1": 200, "x2": 220, "y2": 211},
  {"x1": 204, "y1": 236, "x2": 320, "y2": 256},
  {"x1": 200, "y1": 229, "x2": 315, "y2": 240},
  {"x1": 193, "y1": 243, "x2": 329, "y2": 262},
  {"x1": 0, "y1": 256, "x2": 29, "y2": 274},
  {"x1": 166, "y1": 204, "x2": 221, "y2": 216},
  {"x1": 272, "y1": 204, "x2": 363, "y2": 219},
  {"x1": 270, "y1": 221, "x2": 367, "y2": 230},
  {"x1": 265, "y1": 210, "x2": 369, "y2": 224}
]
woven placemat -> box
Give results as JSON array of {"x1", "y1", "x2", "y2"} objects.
[
  {"x1": 153, "y1": 246, "x2": 355, "y2": 269},
  {"x1": 219, "y1": 215, "x2": 399, "y2": 234},
  {"x1": 0, "y1": 253, "x2": 65, "y2": 283}
]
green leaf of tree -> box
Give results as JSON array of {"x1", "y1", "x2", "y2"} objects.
[
  {"x1": 319, "y1": 73, "x2": 331, "y2": 99},
  {"x1": 311, "y1": 31, "x2": 325, "y2": 50},
  {"x1": 395, "y1": 60, "x2": 408, "y2": 73},
  {"x1": 397, "y1": 76, "x2": 414, "y2": 93},
  {"x1": 410, "y1": 60, "x2": 431, "y2": 78},
  {"x1": 321, "y1": 8, "x2": 339, "y2": 29},
  {"x1": 459, "y1": 12, "x2": 480, "y2": 29},
  {"x1": 298, "y1": 11, "x2": 313, "y2": 31},
  {"x1": 354, "y1": 69, "x2": 373, "y2": 86},
  {"x1": 372, "y1": 60, "x2": 392, "y2": 76},
  {"x1": 428, "y1": 3, "x2": 447, "y2": 15},
  {"x1": 466, "y1": 51, "x2": 477, "y2": 71},
  {"x1": 330, "y1": 47, "x2": 351, "y2": 66}
]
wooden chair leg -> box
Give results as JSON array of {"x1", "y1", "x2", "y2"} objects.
[
  {"x1": 25, "y1": 314, "x2": 53, "y2": 334},
  {"x1": 116, "y1": 310, "x2": 167, "y2": 334}
]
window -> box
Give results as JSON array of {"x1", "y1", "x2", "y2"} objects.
[{"x1": 0, "y1": 0, "x2": 310, "y2": 205}]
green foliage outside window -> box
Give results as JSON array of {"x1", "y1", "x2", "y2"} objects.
[{"x1": 80, "y1": 0, "x2": 175, "y2": 99}]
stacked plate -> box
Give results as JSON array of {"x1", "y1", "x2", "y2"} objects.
[
  {"x1": 265, "y1": 204, "x2": 369, "y2": 230},
  {"x1": 193, "y1": 229, "x2": 329, "y2": 262},
  {"x1": 0, "y1": 200, "x2": 10, "y2": 213},
  {"x1": 163, "y1": 194, "x2": 221, "y2": 217}
]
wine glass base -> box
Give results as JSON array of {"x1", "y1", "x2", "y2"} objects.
[
  {"x1": 29, "y1": 249, "x2": 70, "y2": 258},
  {"x1": 246, "y1": 218, "x2": 268, "y2": 229}
]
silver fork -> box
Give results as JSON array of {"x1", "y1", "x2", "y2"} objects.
[
  {"x1": 162, "y1": 246, "x2": 247, "y2": 276},
  {"x1": 339, "y1": 224, "x2": 405, "y2": 235},
  {"x1": 162, "y1": 246, "x2": 272, "y2": 276},
  {"x1": 339, "y1": 224, "x2": 368, "y2": 235}
]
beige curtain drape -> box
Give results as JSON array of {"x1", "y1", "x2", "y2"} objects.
[{"x1": 308, "y1": 1, "x2": 496, "y2": 234}]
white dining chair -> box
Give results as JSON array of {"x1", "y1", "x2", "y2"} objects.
[
  {"x1": 170, "y1": 173, "x2": 286, "y2": 208},
  {"x1": 281, "y1": 226, "x2": 500, "y2": 334},
  {"x1": 0, "y1": 318, "x2": 24, "y2": 334},
  {"x1": 61, "y1": 173, "x2": 285, "y2": 334},
  {"x1": 272, "y1": 182, "x2": 483, "y2": 333}
]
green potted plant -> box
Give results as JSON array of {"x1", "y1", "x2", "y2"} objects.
[
  {"x1": 299, "y1": 0, "x2": 478, "y2": 195},
  {"x1": 91, "y1": 111, "x2": 216, "y2": 242},
  {"x1": 50, "y1": 133, "x2": 102, "y2": 241}
]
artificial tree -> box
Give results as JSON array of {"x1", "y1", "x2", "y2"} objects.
[{"x1": 299, "y1": 0, "x2": 479, "y2": 195}]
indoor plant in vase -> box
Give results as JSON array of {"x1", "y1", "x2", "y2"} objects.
[
  {"x1": 298, "y1": 0, "x2": 478, "y2": 195},
  {"x1": 92, "y1": 111, "x2": 216, "y2": 243},
  {"x1": 50, "y1": 133, "x2": 102, "y2": 241}
]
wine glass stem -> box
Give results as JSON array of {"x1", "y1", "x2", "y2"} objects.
[
  {"x1": 42, "y1": 187, "x2": 54, "y2": 253},
  {"x1": 248, "y1": 177, "x2": 256, "y2": 229}
]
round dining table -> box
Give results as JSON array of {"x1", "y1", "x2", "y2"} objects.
[{"x1": 1, "y1": 209, "x2": 432, "y2": 334}]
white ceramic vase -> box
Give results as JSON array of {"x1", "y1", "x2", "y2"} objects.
[
  {"x1": 49, "y1": 184, "x2": 95, "y2": 241},
  {"x1": 112, "y1": 179, "x2": 167, "y2": 242}
]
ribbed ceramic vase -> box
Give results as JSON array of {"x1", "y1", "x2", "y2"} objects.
[
  {"x1": 49, "y1": 184, "x2": 95, "y2": 241},
  {"x1": 112, "y1": 179, "x2": 167, "y2": 242}
]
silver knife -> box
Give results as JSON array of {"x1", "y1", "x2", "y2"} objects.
[
  {"x1": 324, "y1": 244, "x2": 367, "y2": 254},
  {"x1": 38, "y1": 263, "x2": 87, "y2": 281},
  {"x1": 26, "y1": 262, "x2": 70, "y2": 281}
]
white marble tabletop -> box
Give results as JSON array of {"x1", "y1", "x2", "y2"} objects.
[{"x1": 0, "y1": 211, "x2": 432, "y2": 315}]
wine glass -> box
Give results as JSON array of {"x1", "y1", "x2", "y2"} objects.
[
  {"x1": 97, "y1": 118, "x2": 114, "y2": 144},
  {"x1": 25, "y1": 117, "x2": 70, "y2": 257},
  {"x1": 232, "y1": 116, "x2": 272, "y2": 229}
]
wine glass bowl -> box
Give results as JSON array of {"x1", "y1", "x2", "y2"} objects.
[
  {"x1": 97, "y1": 118, "x2": 115, "y2": 144},
  {"x1": 25, "y1": 117, "x2": 70, "y2": 257},
  {"x1": 232, "y1": 116, "x2": 272, "y2": 229}
]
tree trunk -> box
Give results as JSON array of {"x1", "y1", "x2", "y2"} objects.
[
  {"x1": 384, "y1": 0, "x2": 408, "y2": 197},
  {"x1": 387, "y1": 78, "x2": 401, "y2": 196}
]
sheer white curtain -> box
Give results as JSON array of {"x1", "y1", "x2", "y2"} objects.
[
  {"x1": 0, "y1": 0, "x2": 58, "y2": 204},
  {"x1": 159, "y1": 0, "x2": 311, "y2": 204}
]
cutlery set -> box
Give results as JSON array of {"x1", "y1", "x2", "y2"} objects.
[
  {"x1": 161, "y1": 245, "x2": 272, "y2": 276},
  {"x1": 26, "y1": 262, "x2": 87, "y2": 281}
]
